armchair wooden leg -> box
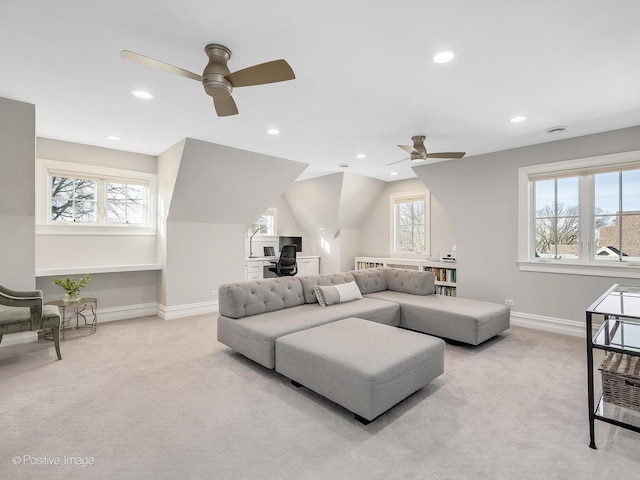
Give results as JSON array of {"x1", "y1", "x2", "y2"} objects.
[{"x1": 52, "y1": 326, "x2": 62, "y2": 360}]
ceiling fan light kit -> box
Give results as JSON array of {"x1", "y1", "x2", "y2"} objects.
[
  {"x1": 121, "y1": 43, "x2": 295, "y2": 117},
  {"x1": 387, "y1": 135, "x2": 466, "y2": 166}
]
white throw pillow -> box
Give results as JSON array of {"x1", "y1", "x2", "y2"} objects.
[{"x1": 314, "y1": 281, "x2": 363, "y2": 307}]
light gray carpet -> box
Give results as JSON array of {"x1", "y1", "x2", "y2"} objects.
[{"x1": 1, "y1": 315, "x2": 639, "y2": 480}]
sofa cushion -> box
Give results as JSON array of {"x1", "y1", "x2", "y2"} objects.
[
  {"x1": 218, "y1": 277, "x2": 304, "y2": 319},
  {"x1": 299, "y1": 272, "x2": 356, "y2": 304},
  {"x1": 350, "y1": 267, "x2": 389, "y2": 294},
  {"x1": 217, "y1": 298, "x2": 401, "y2": 369},
  {"x1": 314, "y1": 281, "x2": 363, "y2": 307},
  {"x1": 385, "y1": 268, "x2": 434, "y2": 296},
  {"x1": 364, "y1": 290, "x2": 510, "y2": 345}
]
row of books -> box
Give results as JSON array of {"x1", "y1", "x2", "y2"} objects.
[
  {"x1": 424, "y1": 267, "x2": 456, "y2": 283},
  {"x1": 435, "y1": 285, "x2": 457, "y2": 297},
  {"x1": 356, "y1": 261, "x2": 385, "y2": 270}
]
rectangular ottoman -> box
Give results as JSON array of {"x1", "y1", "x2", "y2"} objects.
[{"x1": 275, "y1": 317, "x2": 445, "y2": 423}]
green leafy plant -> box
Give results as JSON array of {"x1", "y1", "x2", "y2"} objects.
[{"x1": 53, "y1": 275, "x2": 91, "y2": 296}]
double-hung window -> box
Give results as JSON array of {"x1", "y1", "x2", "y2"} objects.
[
  {"x1": 518, "y1": 150, "x2": 640, "y2": 277},
  {"x1": 391, "y1": 192, "x2": 429, "y2": 255}
]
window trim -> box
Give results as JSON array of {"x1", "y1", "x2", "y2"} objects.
[
  {"x1": 518, "y1": 150, "x2": 640, "y2": 278},
  {"x1": 389, "y1": 190, "x2": 430, "y2": 256},
  {"x1": 248, "y1": 207, "x2": 278, "y2": 237},
  {"x1": 36, "y1": 159, "x2": 157, "y2": 235}
]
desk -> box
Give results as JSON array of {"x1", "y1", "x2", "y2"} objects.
[
  {"x1": 244, "y1": 256, "x2": 320, "y2": 280},
  {"x1": 45, "y1": 297, "x2": 98, "y2": 340}
]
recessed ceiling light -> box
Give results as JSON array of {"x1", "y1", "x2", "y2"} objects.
[
  {"x1": 130, "y1": 89, "x2": 155, "y2": 100},
  {"x1": 547, "y1": 126, "x2": 567, "y2": 134},
  {"x1": 390, "y1": 172, "x2": 398, "y2": 176},
  {"x1": 267, "y1": 128, "x2": 280, "y2": 135},
  {"x1": 106, "y1": 135, "x2": 121, "y2": 141},
  {"x1": 510, "y1": 115, "x2": 527, "y2": 123},
  {"x1": 432, "y1": 51, "x2": 456, "y2": 64},
  {"x1": 356, "y1": 153, "x2": 366, "y2": 159}
]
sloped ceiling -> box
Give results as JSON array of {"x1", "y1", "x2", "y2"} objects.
[
  {"x1": 167, "y1": 138, "x2": 307, "y2": 224},
  {"x1": 284, "y1": 172, "x2": 386, "y2": 237}
]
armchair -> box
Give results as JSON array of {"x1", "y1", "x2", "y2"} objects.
[{"x1": 0, "y1": 284, "x2": 62, "y2": 360}]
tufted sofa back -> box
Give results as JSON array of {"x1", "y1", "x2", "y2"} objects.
[
  {"x1": 218, "y1": 277, "x2": 305, "y2": 319},
  {"x1": 385, "y1": 268, "x2": 434, "y2": 295},
  {"x1": 351, "y1": 267, "x2": 434, "y2": 295},
  {"x1": 299, "y1": 272, "x2": 356, "y2": 304},
  {"x1": 350, "y1": 267, "x2": 389, "y2": 294}
]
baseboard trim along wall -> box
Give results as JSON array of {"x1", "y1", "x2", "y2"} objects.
[
  {"x1": 510, "y1": 311, "x2": 586, "y2": 338},
  {"x1": 156, "y1": 300, "x2": 219, "y2": 321}
]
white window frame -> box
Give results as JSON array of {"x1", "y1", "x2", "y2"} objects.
[
  {"x1": 389, "y1": 190, "x2": 430, "y2": 256},
  {"x1": 249, "y1": 207, "x2": 277, "y2": 237},
  {"x1": 36, "y1": 159, "x2": 157, "y2": 235},
  {"x1": 518, "y1": 150, "x2": 640, "y2": 278}
]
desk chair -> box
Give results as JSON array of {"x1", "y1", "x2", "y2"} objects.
[
  {"x1": 0, "y1": 284, "x2": 62, "y2": 360},
  {"x1": 268, "y1": 245, "x2": 298, "y2": 277}
]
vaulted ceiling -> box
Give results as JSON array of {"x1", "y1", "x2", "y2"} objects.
[{"x1": 2, "y1": 1, "x2": 639, "y2": 181}]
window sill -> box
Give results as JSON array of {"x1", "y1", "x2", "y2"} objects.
[
  {"x1": 36, "y1": 264, "x2": 163, "y2": 277},
  {"x1": 518, "y1": 260, "x2": 640, "y2": 279},
  {"x1": 36, "y1": 225, "x2": 157, "y2": 236}
]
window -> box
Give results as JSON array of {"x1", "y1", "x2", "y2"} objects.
[
  {"x1": 518, "y1": 150, "x2": 640, "y2": 277},
  {"x1": 37, "y1": 159, "x2": 157, "y2": 233},
  {"x1": 391, "y1": 192, "x2": 430, "y2": 254},
  {"x1": 249, "y1": 207, "x2": 277, "y2": 236}
]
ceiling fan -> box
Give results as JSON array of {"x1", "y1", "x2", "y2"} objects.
[
  {"x1": 387, "y1": 135, "x2": 466, "y2": 166},
  {"x1": 120, "y1": 44, "x2": 295, "y2": 117}
]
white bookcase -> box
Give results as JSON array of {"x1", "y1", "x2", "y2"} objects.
[{"x1": 354, "y1": 256, "x2": 457, "y2": 297}]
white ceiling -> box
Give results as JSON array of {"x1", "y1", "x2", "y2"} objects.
[{"x1": 2, "y1": 1, "x2": 640, "y2": 181}]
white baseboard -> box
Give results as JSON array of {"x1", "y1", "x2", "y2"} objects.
[
  {"x1": 98, "y1": 302, "x2": 158, "y2": 323},
  {"x1": 510, "y1": 311, "x2": 585, "y2": 337},
  {"x1": 157, "y1": 300, "x2": 219, "y2": 321}
]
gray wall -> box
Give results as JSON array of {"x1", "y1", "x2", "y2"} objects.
[
  {"x1": 35, "y1": 138, "x2": 159, "y2": 308},
  {"x1": 359, "y1": 178, "x2": 457, "y2": 259},
  {"x1": 0, "y1": 97, "x2": 36, "y2": 289},
  {"x1": 283, "y1": 172, "x2": 386, "y2": 273},
  {"x1": 159, "y1": 138, "x2": 307, "y2": 308},
  {"x1": 413, "y1": 125, "x2": 640, "y2": 322}
]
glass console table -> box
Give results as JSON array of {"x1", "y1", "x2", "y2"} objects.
[
  {"x1": 45, "y1": 297, "x2": 98, "y2": 340},
  {"x1": 586, "y1": 284, "x2": 640, "y2": 449}
]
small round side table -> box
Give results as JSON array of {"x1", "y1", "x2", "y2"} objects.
[{"x1": 45, "y1": 297, "x2": 98, "y2": 340}]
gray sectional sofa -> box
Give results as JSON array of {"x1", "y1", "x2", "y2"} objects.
[
  {"x1": 217, "y1": 267, "x2": 509, "y2": 422},
  {"x1": 217, "y1": 267, "x2": 510, "y2": 369}
]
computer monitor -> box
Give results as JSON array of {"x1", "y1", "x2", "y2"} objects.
[{"x1": 278, "y1": 236, "x2": 302, "y2": 254}]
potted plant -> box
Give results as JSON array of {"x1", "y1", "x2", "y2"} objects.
[{"x1": 53, "y1": 275, "x2": 91, "y2": 304}]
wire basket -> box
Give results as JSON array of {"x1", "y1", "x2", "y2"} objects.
[{"x1": 599, "y1": 352, "x2": 640, "y2": 412}]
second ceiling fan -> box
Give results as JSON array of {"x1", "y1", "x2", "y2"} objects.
[
  {"x1": 121, "y1": 43, "x2": 295, "y2": 117},
  {"x1": 387, "y1": 135, "x2": 465, "y2": 166}
]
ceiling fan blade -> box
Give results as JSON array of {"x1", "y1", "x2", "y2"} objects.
[
  {"x1": 225, "y1": 59, "x2": 295, "y2": 87},
  {"x1": 398, "y1": 144, "x2": 417, "y2": 155},
  {"x1": 425, "y1": 152, "x2": 466, "y2": 159},
  {"x1": 213, "y1": 96, "x2": 239, "y2": 117},
  {"x1": 386, "y1": 157, "x2": 410, "y2": 166},
  {"x1": 120, "y1": 50, "x2": 203, "y2": 82}
]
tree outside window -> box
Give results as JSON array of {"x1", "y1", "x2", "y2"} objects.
[
  {"x1": 51, "y1": 176, "x2": 97, "y2": 222},
  {"x1": 394, "y1": 196, "x2": 426, "y2": 253}
]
